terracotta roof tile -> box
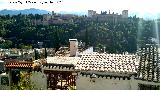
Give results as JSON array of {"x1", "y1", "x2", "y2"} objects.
[{"x1": 5, "y1": 60, "x2": 33, "y2": 68}]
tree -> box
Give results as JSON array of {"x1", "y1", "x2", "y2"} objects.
[
  {"x1": 0, "y1": 40, "x2": 12, "y2": 49},
  {"x1": 0, "y1": 14, "x2": 155, "y2": 53},
  {"x1": 10, "y1": 72, "x2": 38, "y2": 90}
]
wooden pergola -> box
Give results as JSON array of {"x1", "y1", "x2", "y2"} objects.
[{"x1": 43, "y1": 64, "x2": 77, "y2": 90}]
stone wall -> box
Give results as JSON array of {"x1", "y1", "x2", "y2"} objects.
[{"x1": 76, "y1": 75, "x2": 160, "y2": 90}]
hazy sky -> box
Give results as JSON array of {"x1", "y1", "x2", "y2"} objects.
[{"x1": 0, "y1": 0, "x2": 160, "y2": 16}]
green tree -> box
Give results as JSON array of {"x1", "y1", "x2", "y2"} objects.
[
  {"x1": 10, "y1": 72, "x2": 38, "y2": 90},
  {"x1": 0, "y1": 40, "x2": 12, "y2": 49}
]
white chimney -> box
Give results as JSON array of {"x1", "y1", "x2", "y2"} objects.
[{"x1": 69, "y1": 39, "x2": 78, "y2": 57}]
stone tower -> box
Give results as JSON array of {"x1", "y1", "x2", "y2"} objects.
[{"x1": 122, "y1": 10, "x2": 128, "y2": 18}]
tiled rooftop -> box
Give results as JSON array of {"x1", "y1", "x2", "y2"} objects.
[
  {"x1": 75, "y1": 53, "x2": 139, "y2": 73},
  {"x1": 47, "y1": 56, "x2": 80, "y2": 65},
  {"x1": 5, "y1": 60, "x2": 33, "y2": 68},
  {"x1": 45, "y1": 52, "x2": 139, "y2": 73}
]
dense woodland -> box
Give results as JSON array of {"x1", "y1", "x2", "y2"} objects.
[{"x1": 0, "y1": 14, "x2": 160, "y2": 53}]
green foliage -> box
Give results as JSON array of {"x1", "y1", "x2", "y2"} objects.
[
  {"x1": 0, "y1": 14, "x2": 158, "y2": 53},
  {"x1": 19, "y1": 44, "x2": 32, "y2": 49},
  {"x1": 0, "y1": 29, "x2": 7, "y2": 36},
  {"x1": 0, "y1": 40, "x2": 12, "y2": 49},
  {"x1": 10, "y1": 72, "x2": 38, "y2": 90}
]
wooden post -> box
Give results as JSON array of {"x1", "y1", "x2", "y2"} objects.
[
  {"x1": 61, "y1": 75, "x2": 62, "y2": 90},
  {"x1": 73, "y1": 76, "x2": 75, "y2": 90},
  {"x1": 68, "y1": 75, "x2": 69, "y2": 86},
  {"x1": 69, "y1": 75, "x2": 70, "y2": 86},
  {"x1": 66, "y1": 75, "x2": 68, "y2": 84},
  {"x1": 71, "y1": 75, "x2": 73, "y2": 86},
  {"x1": 74, "y1": 76, "x2": 76, "y2": 87}
]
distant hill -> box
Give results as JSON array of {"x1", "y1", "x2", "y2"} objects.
[{"x1": 0, "y1": 8, "x2": 51, "y2": 15}]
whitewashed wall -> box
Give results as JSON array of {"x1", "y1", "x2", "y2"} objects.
[
  {"x1": 76, "y1": 75, "x2": 160, "y2": 90},
  {"x1": 30, "y1": 71, "x2": 47, "y2": 90},
  {"x1": 76, "y1": 75, "x2": 130, "y2": 90}
]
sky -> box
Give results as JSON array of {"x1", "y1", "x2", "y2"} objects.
[{"x1": 0, "y1": 0, "x2": 160, "y2": 17}]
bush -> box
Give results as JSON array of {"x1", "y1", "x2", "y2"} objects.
[{"x1": 10, "y1": 72, "x2": 38, "y2": 90}]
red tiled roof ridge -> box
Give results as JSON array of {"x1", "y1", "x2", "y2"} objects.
[{"x1": 5, "y1": 60, "x2": 33, "y2": 63}]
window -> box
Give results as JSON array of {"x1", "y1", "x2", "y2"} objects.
[{"x1": 1, "y1": 76, "x2": 9, "y2": 86}]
